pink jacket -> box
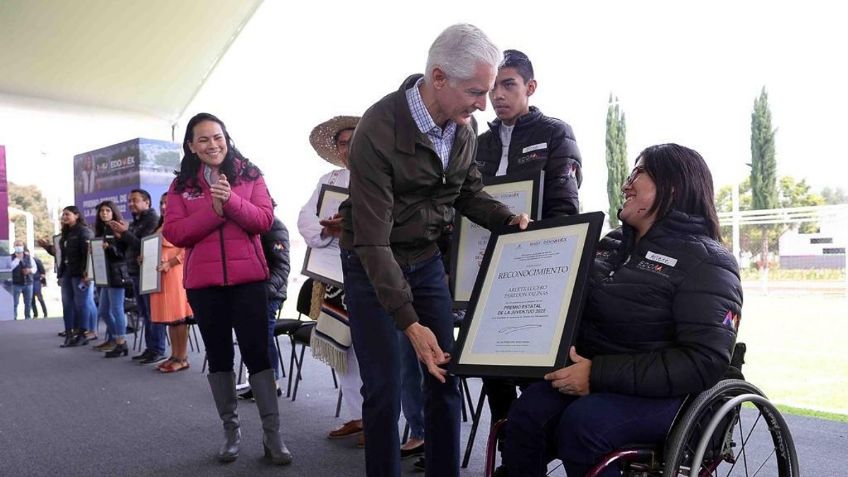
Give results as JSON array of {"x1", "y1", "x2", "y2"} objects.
[{"x1": 162, "y1": 166, "x2": 274, "y2": 290}]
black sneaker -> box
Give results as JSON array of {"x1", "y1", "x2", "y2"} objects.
[
  {"x1": 140, "y1": 352, "x2": 167, "y2": 365},
  {"x1": 238, "y1": 389, "x2": 254, "y2": 401},
  {"x1": 132, "y1": 349, "x2": 153, "y2": 361},
  {"x1": 413, "y1": 456, "x2": 425, "y2": 472}
]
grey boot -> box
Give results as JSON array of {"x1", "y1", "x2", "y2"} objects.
[
  {"x1": 249, "y1": 369, "x2": 292, "y2": 465},
  {"x1": 207, "y1": 371, "x2": 241, "y2": 463}
]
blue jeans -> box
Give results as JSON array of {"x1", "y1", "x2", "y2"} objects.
[
  {"x1": 60, "y1": 276, "x2": 96, "y2": 331},
  {"x1": 504, "y1": 381, "x2": 684, "y2": 477},
  {"x1": 99, "y1": 287, "x2": 127, "y2": 340},
  {"x1": 131, "y1": 275, "x2": 165, "y2": 354},
  {"x1": 398, "y1": 331, "x2": 425, "y2": 440},
  {"x1": 12, "y1": 283, "x2": 33, "y2": 319},
  {"x1": 267, "y1": 298, "x2": 284, "y2": 380},
  {"x1": 342, "y1": 249, "x2": 460, "y2": 477}
]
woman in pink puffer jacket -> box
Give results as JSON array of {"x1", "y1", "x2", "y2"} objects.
[{"x1": 163, "y1": 112, "x2": 292, "y2": 467}]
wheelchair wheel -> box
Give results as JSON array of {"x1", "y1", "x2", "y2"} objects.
[{"x1": 663, "y1": 379, "x2": 799, "y2": 476}]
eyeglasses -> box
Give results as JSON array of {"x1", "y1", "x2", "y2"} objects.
[{"x1": 624, "y1": 165, "x2": 646, "y2": 187}]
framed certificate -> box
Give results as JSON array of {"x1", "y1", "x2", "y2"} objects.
[
  {"x1": 52, "y1": 233, "x2": 62, "y2": 273},
  {"x1": 139, "y1": 234, "x2": 162, "y2": 294},
  {"x1": 450, "y1": 212, "x2": 605, "y2": 379},
  {"x1": 89, "y1": 239, "x2": 110, "y2": 287},
  {"x1": 450, "y1": 172, "x2": 543, "y2": 307},
  {"x1": 85, "y1": 242, "x2": 94, "y2": 279},
  {"x1": 301, "y1": 185, "x2": 348, "y2": 288}
]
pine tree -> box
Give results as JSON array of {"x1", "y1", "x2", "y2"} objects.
[
  {"x1": 605, "y1": 94, "x2": 628, "y2": 228},
  {"x1": 749, "y1": 87, "x2": 778, "y2": 268}
]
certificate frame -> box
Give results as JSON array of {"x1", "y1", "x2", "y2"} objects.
[
  {"x1": 139, "y1": 234, "x2": 162, "y2": 295},
  {"x1": 52, "y1": 233, "x2": 62, "y2": 273},
  {"x1": 449, "y1": 211, "x2": 605, "y2": 379},
  {"x1": 89, "y1": 239, "x2": 110, "y2": 287},
  {"x1": 449, "y1": 171, "x2": 544, "y2": 308},
  {"x1": 301, "y1": 185, "x2": 349, "y2": 288}
]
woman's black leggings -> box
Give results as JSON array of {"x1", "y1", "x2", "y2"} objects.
[{"x1": 187, "y1": 281, "x2": 271, "y2": 374}]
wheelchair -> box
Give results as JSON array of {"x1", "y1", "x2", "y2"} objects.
[{"x1": 485, "y1": 377, "x2": 800, "y2": 476}]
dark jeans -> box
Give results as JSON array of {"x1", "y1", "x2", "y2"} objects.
[
  {"x1": 342, "y1": 249, "x2": 460, "y2": 477},
  {"x1": 60, "y1": 276, "x2": 96, "y2": 331},
  {"x1": 267, "y1": 298, "x2": 284, "y2": 380},
  {"x1": 187, "y1": 281, "x2": 271, "y2": 374},
  {"x1": 504, "y1": 381, "x2": 683, "y2": 477},
  {"x1": 131, "y1": 274, "x2": 165, "y2": 354},
  {"x1": 32, "y1": 278, "x2": 47, "y2": 318}
]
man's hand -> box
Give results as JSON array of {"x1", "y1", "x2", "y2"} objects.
[
  {"x1": 544, "y1": 347, "x2": 591, "y2": 396},
  {"x1": 107, "y1": 220, "x2": 128, "y2": 238},
  {"x1": 404, "y1": 322, "x2": 451, "y2": 383},
  {"x1": 36, "y1": 238, "x2": 50, "y2": 248},
  {"x1": 508, "y1": 213, "x2": 532, "y2": 230},
  {"x1": 319, "y1": 213, "x2": 344, "y2": 239}
]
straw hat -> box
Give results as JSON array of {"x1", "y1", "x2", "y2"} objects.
[{"x1": 309, "y1": 115, "x2": 360, "y2": 167}]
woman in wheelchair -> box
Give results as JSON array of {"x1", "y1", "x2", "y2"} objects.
[{"x1": 501, "y1": 144, "x2": 742, "y2": 477}]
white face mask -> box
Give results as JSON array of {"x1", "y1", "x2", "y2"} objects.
[{"x1": 14, "y1": 246, "x2": 24, "y2": 253}]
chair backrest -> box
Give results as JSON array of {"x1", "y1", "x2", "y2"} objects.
[{"x1": 296, "y1": 278, "x2": 314, "y2": 318}]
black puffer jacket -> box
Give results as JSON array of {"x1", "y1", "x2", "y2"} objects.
[
  {"x1": 51, "y1": 223, "x2": 93, "y2": 278},
  {"x1": 99, "y1": 236, "x2": 130, "y2": 288},
  {"x1": 261, "y1": 217, "x2": 290, "y2": 301},
  {"x1": 577, "y1": 210, "x2": 742, "y2": 398},
  {"x1": 119, "y1": 208, "x2": 159, "y2": 276},
  {"x1": 476, "y1": 107, "x2": 582, "y2": 217}
]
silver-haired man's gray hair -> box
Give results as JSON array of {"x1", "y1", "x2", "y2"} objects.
[{"x1": 425, "y1": 24, "x2": 500, "y2": 83}]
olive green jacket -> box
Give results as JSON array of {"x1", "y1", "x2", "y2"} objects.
[{"x1": 340, "y1": 74, "x2": 513, "y2": 330}]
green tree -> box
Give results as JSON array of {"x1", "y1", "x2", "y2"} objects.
[
  {"x1": 821, "y1": 186, "x2": 848, "y2": 205},
  {"x1": 748, "y1": 87, "x2": 777, "y2": 268},
  {"x1": 605, "y1": 94, "x2": 628, "y2": 228},
  {"x1": 8, "y1": 182, "x2": 54, "y2": 243},
  {"x1": 717, "y1": 175, "x2": 825, "y2": 266}
]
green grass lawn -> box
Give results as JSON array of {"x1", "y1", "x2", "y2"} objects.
[{"x1": 738, "y1": 292, "x2": 848, "y2": 419}]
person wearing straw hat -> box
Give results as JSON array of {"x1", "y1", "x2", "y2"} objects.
[
  {"x1": 298, "y1": 115, "x2": 365, "y2": 444},
  {"x1": 337, "y1": 24, "x2": 531, "y2": 477},
  {"x1": 302, "y1": 115, "x2": 430, "y2": 456}
]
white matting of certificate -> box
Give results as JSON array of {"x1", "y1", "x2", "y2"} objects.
[
  {"x1": 139, "y1": 234, "x2": 161, "y2": 294},
  {"x1": 301, "y1": 185, "x2": 348, "y2": 288},
  {"x1": 451, "y1": 211, "x2": 604, "y2": 378},
  {"x1": 53, "y1": 234, "x2": 62, "y2": 273},
  {"x1": 90, "y1": 239, "x2": 110, "y2": 286},
  {"x1": 452, "y1": 180, "x2": 536, "y2": 303},
  {"x1": 460, "y1": 224, "x2": 587, "y2": 367}
]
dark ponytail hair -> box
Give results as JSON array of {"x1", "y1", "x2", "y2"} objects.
[{"x1": 174, "y1": 112, "x2": 262, "y2": 193}]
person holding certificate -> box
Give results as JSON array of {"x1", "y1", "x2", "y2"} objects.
[
  {"x1": 338, "y1": 24, "x2": 530, "y2": 477},
  {"x1": 91, "y1": 200, "x2": 130, "y2": 357},
  {"x1": 37, "y1": 206, "x2": 97, "y2": 347},
  {"x1": 298, "y1": 115, "x2": 366, "y2": 444},
  {"x1": 476, "y1": 49, "x2": 582, "y2": 217},
  {"x1": 147, "y1": 193, "x2": 193, "y2": 372},
  {"x1": 501, "y1": 144, "x2": 742, "y2": 477},
  {"x1": 163, "y1": 113, "x2": 289, "y2": 465},
  {"x1": 474, "y1": 49, "x2": 584, "y2": 447}
]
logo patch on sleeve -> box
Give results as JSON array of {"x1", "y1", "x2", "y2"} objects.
[
  {"x1": 645, "y1": 251, "x2": 678, "y2": 267},
  {"x1": 521, "y1": 142, "x2": 547, "y2": 153},
  {"x1": 722, "y1": 310, "x2": 740, "y2": 330}
]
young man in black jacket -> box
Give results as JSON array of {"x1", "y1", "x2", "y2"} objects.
[
  {"x1": 476, "y1": 49, "x2": 583, "y2": 217},
  {"x1": 108, "y1": 189, "x2": 163, "y2": 364},
  {"x1": 475, "y1": 50, "x2": 584, "y2": 458}
]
